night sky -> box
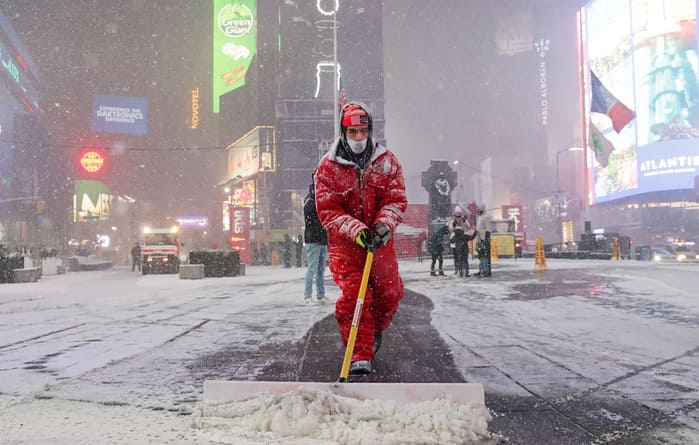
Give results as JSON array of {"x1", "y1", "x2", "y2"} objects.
[{"x1": 3, "y1": 0, "x2": 579, "y2": 210}]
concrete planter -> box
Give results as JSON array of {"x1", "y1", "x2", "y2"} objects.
[
  {"x1": 179, "y1": 264, "x2": 205, "y2": 279},
  {"x1": 12, "y1": 268, "x2": 41, "y2": 283},
  {"x1": 42, "y1": 257, "x2": 62, "y2": 275}
]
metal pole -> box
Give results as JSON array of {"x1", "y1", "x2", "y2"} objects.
[
  {"x1": 577, "y1": 2, "x2": 590, "y2": 224},
  {"x1": 556, "y1": 151, "x2": 561, "y2": 195},
  {"x1": 332, "y1": 9, "x2": 339, "y2": 138}
]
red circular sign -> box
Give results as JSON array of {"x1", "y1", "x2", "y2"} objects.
[{"x1": 80, "y1": 151, "x2": 105, "y2": 173}]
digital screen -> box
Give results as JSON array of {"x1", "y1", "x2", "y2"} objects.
[
  {"x1": 73, "y1": 180, "x2": 112, "y2": 222},
  {"x1": 91, "y1": 95, "x2": 149, "y2": 135},
  {"x1": 0, "y1": 10, "x2": 41, "y2": 113},
  {"x1": 582, "y1": 0, "x2": 699, "y2": 203},
  {"x1": 212, "y1": 0, "x2": 257, "y2": 113},
  {"x1": 0, "y1": 105, "x2": 14, "y2": 199}
]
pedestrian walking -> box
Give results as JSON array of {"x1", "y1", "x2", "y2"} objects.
[
  {"x1": 429, "y1": 225, "x2": 449, "y2": 276},
  {"x1": 448, "y1": 205, "x2": 469, "y2": 274},
  {"x1": 282, "y1": 234, "x2": 292, "y2": 268},
  {"x1": 453, "y1": 227, "x2": 476, "y2": 277},
  {"x1": 130, "y1": 241, "x2": 141, "y2": 272},
  {"x1": 294, "y1": 234, "x2": 304, "y2": 267},
  {"x1": 476, "y1": 231, "x2": 492, "y2": 277},
  {"x1": 303, "y1": 180, "x2": 328, "y2": 305},
  {"x1": 314, "y1": 101, "x2": 408, "y2": 375}
]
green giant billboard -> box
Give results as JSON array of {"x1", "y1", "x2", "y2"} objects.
[{"x1": 212, "y1": 0, "x2": 257, "y2": 113}]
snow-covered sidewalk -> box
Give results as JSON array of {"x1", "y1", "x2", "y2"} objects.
[{"x1": 0, "y1": 259, "x2": 697, "y2": 444}]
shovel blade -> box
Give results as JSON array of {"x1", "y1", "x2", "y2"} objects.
[{"x1": 203, "y1": 380, "x2": 484, "y2": 405}]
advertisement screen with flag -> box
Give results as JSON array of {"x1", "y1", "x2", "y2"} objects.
[{"x1": 582, "y1": 0, "x2": 699, "y2": 203}]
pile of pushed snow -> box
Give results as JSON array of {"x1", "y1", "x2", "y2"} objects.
[{"x1": 192, "y1": 388, "x2": 498, "y2": 445}]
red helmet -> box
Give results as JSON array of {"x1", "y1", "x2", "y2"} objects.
[{"x1": 341, "y1": 103, "x2": 369, "y2": 128}]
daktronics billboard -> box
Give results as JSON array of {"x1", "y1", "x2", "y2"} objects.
[
  {"x1": 91, "y1": 95, "x2": 149, "y2": 135},
  {"x1": 581, "y1": 0, "x2": 699, "y2": 203},
  {"x1": 212, "y1": 0, "x2": 257, "y2": 113}
]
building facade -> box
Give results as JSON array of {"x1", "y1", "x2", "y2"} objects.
[
  {"x1": 215, "y1": 0, "x2": 385, "y2": 245},
  {"x1": 0, "y1": 9, "x2": 66, "y2": 247}
]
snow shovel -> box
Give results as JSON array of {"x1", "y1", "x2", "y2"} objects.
[
  {"x1": 203, "y1": 248, "x2": 485, "y2": 406},
  {"x1": 338, "y1": 248, "x2": 374, "y2": 382}
]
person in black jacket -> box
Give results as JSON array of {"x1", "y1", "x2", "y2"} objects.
[
  {"x1": 130, "y1": 242, "x2": 141, "y2": 272},
  {"x1": 453, "y1": 227, "x2": 476, "y2": 277},
  {"x1": 294, "y1": 233, "x2": 304, "y2": 267},
  {"x1": 282, "y1": 234, "x2": 293, "y2": 268},
  {"x1": 428, "y1": 225, "x2": 449, "y2": 276},
  {"x1": 303, "y1": 182, "x2": 328, "y2": 304}
]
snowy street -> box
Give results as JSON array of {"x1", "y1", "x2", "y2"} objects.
[{"x1": 0, "y1": 258, "x2": 698, "y2": 444}]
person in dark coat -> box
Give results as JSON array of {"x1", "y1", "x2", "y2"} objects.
[
  {"x1": 429, "y1": 225, "x2": 449, "y2": 276},
  {"x1": 294, "y1": 234, "x2": 304, "y2": 267},
  {"x1": 282, "y1": 234, "x2": 293, "y2": 268},
  {"x1": 453, "y1": 227, "x2": 476, "y2": 277},
  {"x1": 130, "y1": 242, "x2": 141, "y2": 272},
  {"x1": 303, "y1": 182, "x2": 329, "y2": 304},
  {"x1": 476, "y1": 231, "x2": 492, "y2": 277}
]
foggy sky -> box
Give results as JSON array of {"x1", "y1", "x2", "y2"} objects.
[{"x1": 384, "y1": 0, "x2": 582, "y2": 204}]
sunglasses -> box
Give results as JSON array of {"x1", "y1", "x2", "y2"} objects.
[{"x1": 347, "y1": 128, "x2": 369, "y2": 136}]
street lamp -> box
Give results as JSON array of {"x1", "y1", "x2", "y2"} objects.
[
  {"x1": 556, "y1": 147, "x2": 584, "y2": 194},
  {"x1": 452, "y1": 160, "x2": 463, "y2": 204}
]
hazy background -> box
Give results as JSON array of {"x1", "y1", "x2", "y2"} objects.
[{"x1": 3, "y1": 0, "x2": 582, "y2": 207}]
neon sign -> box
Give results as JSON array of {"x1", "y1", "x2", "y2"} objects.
[
  {"x1": 0, "y1": 40, "x2": 40, "y2": 112},
  {"x1": 80, "y1": 151, "x2": 105, "y2": 173}
]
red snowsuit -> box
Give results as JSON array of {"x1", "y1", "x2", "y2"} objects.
[{"x1": 315, "y1": 139, "x2": 407, "y2": 362}]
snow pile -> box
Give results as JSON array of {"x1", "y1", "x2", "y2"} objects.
[{"x1": 192, "y1": 389, "x2": 497, "y2": 445}]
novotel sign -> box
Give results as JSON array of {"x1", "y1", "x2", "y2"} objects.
[{"x1": 176, "y1": 217, "x2": 208, "y2": 227}]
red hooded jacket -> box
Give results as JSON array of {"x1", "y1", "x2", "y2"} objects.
[{"x1": 314, "y1": 134, "x2": 407, "y2": 361}]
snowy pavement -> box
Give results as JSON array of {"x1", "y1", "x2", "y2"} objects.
[{"x1": 0, "y1": 258, "x2": 697, "y2": 444}]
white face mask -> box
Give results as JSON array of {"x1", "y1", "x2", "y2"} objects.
[{"x1": 348, "y1": 138, "x2": 367, "y2": 154}]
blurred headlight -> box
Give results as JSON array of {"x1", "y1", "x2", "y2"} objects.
[
  {"x1": 653, "y1": 254, "x2": 661, "y2": 262},
  {"x1": 677, "y1": 254, "x2": 686, "y2": 261}
]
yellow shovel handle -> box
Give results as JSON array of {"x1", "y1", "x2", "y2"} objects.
[{"x1": 339, "y1": 250, "x2": 374, "y2": 381}]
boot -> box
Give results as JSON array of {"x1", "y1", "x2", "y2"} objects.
[
  {"x1": 438, "y1": 270, "x2": 445, "y2": 276},
  {"x1": 373, "y1": 332, "x2": 383, "y2": 354},
  {"x1": 430, "y1": 270, "x2": 437, "y2": 276},
  {"x1": 349, "y1": 360, "x2": 373, "y2": 375}
]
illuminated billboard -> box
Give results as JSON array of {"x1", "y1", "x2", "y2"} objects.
[
  {"x1": 225, "y1": 126, "x2": 275, "y2": 181},
  {"x1": 582, "y1": 0, "x2": 699, "y2": 203},
  {"x1": 212, "y1": 0, "x2": 257, "y2": 113},
  {"x1": 74, "y1": 180, "x2": 112, "y2": 222},
  {"x1": 229, "y1": 205, "x2": 251, "y2": 263},
  {"x1": 176, "y1": 217, "x2": 209, "y2": 228},
  {"x1": 91, "y1": 95, "x2": 149, "y2": 135},
  {"x1": 0, "y1": 105, "x2": 14, "y2": 199},
  {"x1": 0, "y1": 10, "x2": 41, "y2": 113}
]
